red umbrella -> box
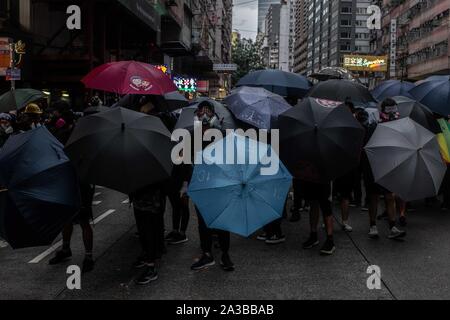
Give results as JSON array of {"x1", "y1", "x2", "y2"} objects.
[{"x1": 81, "y1": 61, "x2": 177, "y2": 95}]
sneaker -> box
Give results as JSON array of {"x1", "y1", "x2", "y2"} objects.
[
  {"x1": 168, "y1": 232, "x2": 189, "y2": 245},
  {"x1": 82, "y1": 257, "x2": 95, "y2": 273},
  {"x1": 399, "y1": 216, "x2": 407, "y2": 227},
  {"x1": 361, "y1": 204, "x2": 369, "y2": 211},
  {"x1": 265, "y1": 234, "x2": 286, "y2": 245},
  {"x1": 220, "y1": 253, "x2": 235, "y2": 272},
  {"x1": 49, "y1": 249, "x2": 72, "y2": 265},
  {"x1": 349, "y1": 201, "x2": 360, "y2": 208},
  {"x1": 164, "y1": 231, "x2": 178, "y2": 241},
  {"x1": 320, "y1": 239, "x2": 336, "y2": 255},
  {"x1": 289, "y1": 211, "x2": 301, "y2": 222},
  {"x1": 368, "y1": 226, "x2": 379, "y2": 239},
  {"x1": 133, "y1": 256, "x2": 147, "y2": 268},
  {"x1": 388, "y1": 226, "x2": 406, "y2": 240},
  {"x1": 342, "y1": 223, "x2": 353, "y2": 232},
  {"x1": 135, "y1": 266, "x2": 158, "y2": 285},
  {"x1": 302, "y1": 234, "x2": 319, "y2": 249},
  {"x1": 256, "y1": 233, "x2": 268, "y2": 241},
  {"x1": 191, "y1": 254, "x2": 215, "y2": 271}
]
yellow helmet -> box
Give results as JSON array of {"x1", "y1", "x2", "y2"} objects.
[{"x1": 24, "y1": 103, "x2": 43, "y2": 115}]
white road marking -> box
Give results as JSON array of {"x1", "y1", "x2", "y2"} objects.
[
  {"x1": 28, "y1": 209, "x2": 116, "y2": 264},
  {"x1": 122, "y1": 199, "x2": 130, "y2": 204},
  {"x1": 92, "y1": 201, "x2": 102, "y2": 206},
  {"x1": 94, "y1": 192, "x2": 102, "y2": 197}
]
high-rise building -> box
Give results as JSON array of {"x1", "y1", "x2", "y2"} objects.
[
  {"x1": 265, "y1": 4, "x2": 282, "y2": 69},
  {"x1": 305, "y1": 0, "x2": 371, "y2": 83},
  {"x1": 258, "y1": 0, "x2": 281, "y2": 33},
  {"x1": 293, "y1": 0, "x2": 309, "y2": 74},
  {"x1": 379, "y1": 0, "x2": 450, "y2": 80}
]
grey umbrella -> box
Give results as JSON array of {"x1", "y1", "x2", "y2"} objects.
[
  {"x1": 224, "y1": 86, "x2": 291, "y2": 129},
  {"x1": 365, "y1": 117, "x2": 446, "y2": 201}
]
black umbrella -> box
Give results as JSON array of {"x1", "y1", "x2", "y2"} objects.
[
  {"x1": 175, "y1": 100, "x2": 237, "y2": 131},
  {"x1": 308, "y1": 79, "x2": 376, "y2": 107},
  {"x1": 279, "y1": 98, "x2": 365, "y2": 183},
  {"x1": 392, "y1": 96, "x2": 441, "y2": 134},
  {"x1": 237, "y1": 69, "x2": 311, "y2": 99},
  {"x1": 0, "y1": 127, "x2": 80, "y2": 249},
  {"x1": 113, "y1": 92, "x2": 189, "y2": 112},
  {"x1": 309, "y1": 67, "x2": 360, "y2": 82},
  {"x1": 83, "y1": 106, "x2": 110, "y2": 115},
  {"x1": 65, "y1": 107, "x2": 174, "y2": 194}
]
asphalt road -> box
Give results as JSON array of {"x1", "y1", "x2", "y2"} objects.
[{"x1": 1, "y1": 187, "x2": 450, "y2": 300}]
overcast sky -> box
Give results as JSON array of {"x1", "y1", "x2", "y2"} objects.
[{"x1": 232, "y1": 0, "x2": 258, "y2": 40}]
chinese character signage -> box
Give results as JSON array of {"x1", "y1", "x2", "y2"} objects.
[
  {"x1": 390, "y1": 19, "x2": 397, "y2": 78},
  {"x1": 343, "y1": 55, "x2": 388, "y2": 72},
  {"x1": 6, "y1": 68, "x2": 21, "y2": 81},
  {"x1": 174, "y1": 77, "x2": 197, "y2": 93}
]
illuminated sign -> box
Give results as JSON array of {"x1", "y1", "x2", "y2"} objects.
[
  {"x1": 343, "y1": 55, "x2": 388, "y2": 72},
  {"x1": 174, "y1": 77, "x2": 197, "y2": 93},
  {"x1": 155, "y1": 64, "x2": 169, "y2": 75}
]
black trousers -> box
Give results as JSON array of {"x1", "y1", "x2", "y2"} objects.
[
  {"x1": 263, "y1": 218, "x2": 282, "y2": 237},
  {"x1": 168, "y1": 191, "x2": 190, "y2": 232},
  {"x1": 134, "y1": 208, "x2": 165, "y2": 263},
  {"x1": 196, "y1": 209, "x2": 230, "y2": 254}
]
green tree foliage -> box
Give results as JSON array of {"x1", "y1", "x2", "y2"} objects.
[{"x1": 231, "y1": 38, "x2": 266, "y2": 86}]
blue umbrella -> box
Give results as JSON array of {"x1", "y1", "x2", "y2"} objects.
[
  {"x1": 224, "y1": 86, "x2": 291, "y2": 129},
  {"x1": 416, "y1": 75, "x2": 450, "y2": 85},
  {"x1": 188, "y1": 133, "x2": 292, "y2": 237},
  {"x1": 237, "y1": 69, "x2": 311, "y2": 99},
  {"x1": 371, "y1": 80, "x2": 414, "y2": 102},
  {"x1": 0, "y1": 127, "x2": 80, "y2": 249},
  {"x1": 410, "y1": 79, "x2": 450, "y2": 116}
]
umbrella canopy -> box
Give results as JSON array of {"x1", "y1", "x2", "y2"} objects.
[
  {"x1": 0, "y1": 127, "x2": 80, "y2": 249},
  {"x1": 224, "y1": 86, "x2": 291, "y2": 130},
  {"x1": 174, "y1": 101, "x2": 237, "y2": 131},
  {"x1": 308, "y1": 79, "x2": 376, "y2": 107},
  {"x1": 65, "y1": 107, "x2": 174, "y2": 194},
  {"x1": 81, "y1": 61, "x2": 177, "y2": 95},
  {"x1": 236, "y1": 69, "x2": 311, "y2": 99},
  {"x1": 371, "y1": 80, "x2": 414, "y2": 102},
  {"x1": 391, "y1": 96, "x2": 441, "y2": 134},
  {"x1": 83, "y1": 106, "x2": 110, "y2": 115},
  {"x1": 310, "y1": 67, "x2": 359, "y2": 82},
  {"x1": 365, "y1": 118, "x2": 446, "y2": 201},
  {"x1": 416, "y1": 75, "x2": 450, "y2": 85},
  {"x1": 188, "y1": 133, "x2": 292, "y2": 237},
  {"x1": 410, "y1": 79, "x2": 450, "y2": 116},
  {"x1": 279, "y1": 98, "x2": 365, "y2": 183},
  {"x1": 113, "y1": 92, "x2": 189, "y2": 112},
  {"x1": 0, "y1": 89, "x2": 45, "y2": 113}
]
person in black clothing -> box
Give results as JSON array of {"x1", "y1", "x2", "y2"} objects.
[
  {"x1": 188, "y1": 101, "x2": 235, "y2": 272},
  {"x1": 48, "y1": 103, "x2": 95, "y2": 273},
  {"x1": 361, "y1": 98, "x2": 406, "y2": 240},
  {"x1": 131, "y1": 182, "x2": 167, "y2": 285},
  {"x1": 302, "y1": 180, "x2": 336, "y2": 255}
]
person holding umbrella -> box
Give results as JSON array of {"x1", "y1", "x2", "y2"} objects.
[
  {"x1": 0, "y1": 113, "x2": 14, "y2": 147},
  {"x1": 189, "y1": 101, "x2": 235, "y2": 272},
  {"x1": 129, "y1": 101, "x2": 172, "y2": 285},
  {"x1": 362, "y1": 98, "x2": 406, "y2": 240}
]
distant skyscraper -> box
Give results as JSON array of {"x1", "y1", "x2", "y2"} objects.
[{"x1": 258, "y1": 0, "x2": 280, "y2": 33}]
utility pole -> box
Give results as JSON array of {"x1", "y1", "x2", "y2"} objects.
[{"x1": 9, "y1": 41, "x2": 15, "y2": 91}]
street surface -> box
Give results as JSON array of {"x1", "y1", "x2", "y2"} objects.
[{"x1": 1, "y1": 187, "x2": 450, "y2": 300}]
